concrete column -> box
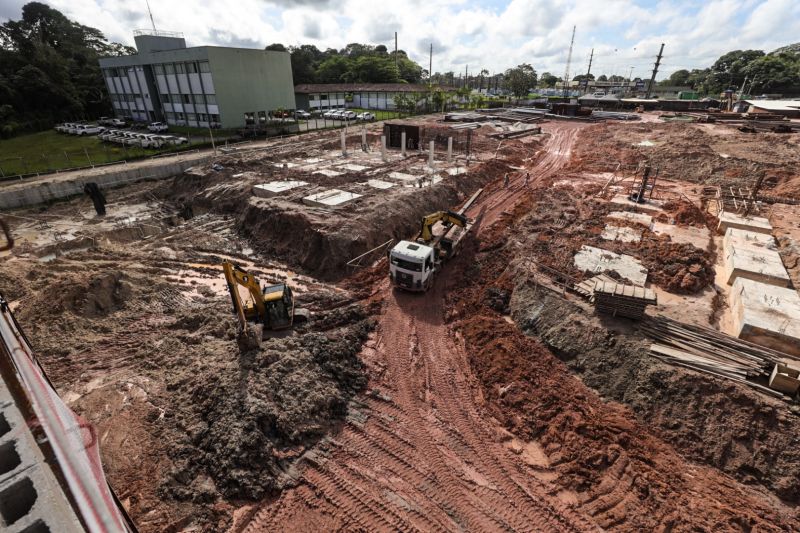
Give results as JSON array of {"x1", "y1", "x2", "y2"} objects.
[
  {"x1": 341, "y1": 130, "x2": 347, "y2": 156},
  {"x1": 401, "y1": 131, "x2": 407, "y2": 157},
  {"x1": 381, "y1": 135, "x2": 387, "y2": 161},
  {"x1": 447, "y1": 136, "x2": 453, "y2": 162},
  {"x1": 428, "y1": 140, "x2": 435, "y2": 169},
  {"x1": 361, "y1": 127, "x2": 367, "y2": 151}
]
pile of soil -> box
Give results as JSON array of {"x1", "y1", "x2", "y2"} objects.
[
  {"x1": 442, "y1": 221, "x2": 799, "y2": 529},
  {"x1": 5, "y1": 246, "x2": 372, "y2": 531},
  {"x1": 656, "y1": 198, "x2": 718, "y2": 229},
  {"x1": 511, "y1": 284, "x2": 800, "y2": 503}
]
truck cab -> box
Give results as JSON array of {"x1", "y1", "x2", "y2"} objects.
[{"x1": 389, "y1": 240, "x2": 436, "y2": 291}]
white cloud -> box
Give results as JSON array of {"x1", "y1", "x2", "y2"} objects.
[{"x1": 1, "y1": 0, "x2": 797, "y2": 80}]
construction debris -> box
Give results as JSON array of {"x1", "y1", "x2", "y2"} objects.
[{"x1": 593, "y1": 280, "x2": 656, "y2": 319}]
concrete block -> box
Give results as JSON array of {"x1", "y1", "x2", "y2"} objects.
[
  {"x1": 387, "y1": 172, "x2": 418, "y2": 183},
  {"x1": 729, "y1": 278, "x2": 800, "y2": 356},
  {"x1": 601, "y1": 224, "x2": 642, "y2": 243},
  {"x1": 607, "y1": 211, "x2": 653, "y2": 226},
  {"x1": 252, "y1": 181, "x2": 308, "y2": 198},
  {"x1": 313, "y1": 169, "x2": 343, "y2": 177},
  {"x1": 723, "y1": 228, "x2": 776, "y2": 252},
  {"x1": 302, "y1": 189, "x2": 362, "y2": 208},
  {"x1": 652, "y1": 222, "x2": 710, "y2": 248},
  {"x1": 717, "y1": 212, "x2": 772, "y2": 235},
  {"x1": 366, "y1": 179, "x2": 396, "y2": 190},
  {"x1": 573, "y1": 245, "x2": 648, "y2": 286},
  {"x1": 723, "y1": 244, "x2": 790, "y2": 287},
  {"x1": 769, "y1": 362, "x2": 800, "y2": 395},
  {"x1": 338, "y1": 164, "x2": 369, "y2": 172}
]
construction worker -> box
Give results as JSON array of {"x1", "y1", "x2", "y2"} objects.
[
  {"x1": 524, "y1": 172, "x2": 530, "y2": 188},
  {"x1": 503, "y1": 173, "x2": 509, "y2": 188},
  {"x1": 83, "y1": 182, "x2": 106, "y2": 216}
]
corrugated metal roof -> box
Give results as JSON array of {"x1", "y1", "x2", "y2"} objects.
[{"x1": 743, "y1": 99, "x2": 800, "y2": 111}]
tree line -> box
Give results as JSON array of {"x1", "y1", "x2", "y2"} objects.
[
  {"x1": 267, "y1": 42, "x2": 424, "y2": 85},
  {"x1": 0, "y1": 2, "x2": 134, "y2": 138}
]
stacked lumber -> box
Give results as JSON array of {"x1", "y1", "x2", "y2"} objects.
[
  {"x1": 593, "y1": 280, "x2": 657, "y2": 319},
  {"x1": 574, "y1": 274, "x2": 617, "y2": 298},
  {"x1": 640, "y1": 317, "x2": 800, "y2": 400}
]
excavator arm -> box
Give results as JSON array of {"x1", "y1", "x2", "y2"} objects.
[
  {"x1": 222, "y1": 260, "x2": 267, "y2": 330},
  {"x1": 419, "y1": 210, "x2": 468, "y2": 242}
]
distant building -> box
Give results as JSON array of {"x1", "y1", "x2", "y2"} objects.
[
  {"x1": 98, "y1": 30, "x2": 295, "y2": 128},
  {"x1": 735, "y1": 99, "x2": 800, "y2": 118},
  {"x1": 294, "y1": 83, "x2": 433, "y2": 111}
]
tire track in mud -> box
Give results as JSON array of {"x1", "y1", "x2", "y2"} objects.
[{"x1": 235, "y1": 122, "x2": 593, "y2": 532}]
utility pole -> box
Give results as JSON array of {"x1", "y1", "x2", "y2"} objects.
[
  {"x1": 645, "y1": 43, "x2": 664, "y2": 99},
  {"x1": 429, "y1": 43, "x2": 433, "y2": 87},
  {"x1": 465, "y1": 65, "x2": 469, "y2": 89},
  {"x1": 394, "y1": 32, "x2": 398, "y2": 72}
]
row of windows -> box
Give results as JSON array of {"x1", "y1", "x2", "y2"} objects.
[
  {"x1": 105, "y1": 66, "x2": 144, "y2": 77},
  {"x1": 112, "y1": 93, "x2": 149, "y2": 103},
  {"x1": 153, "y1": 61, "x2": 211, "y2": 76},
  {"x1": 164, "y1": 93, "x2": 217, "y2": 105},
  {"x1": 165, "y1": 112, "x2": 219, "y2": 122},
  {"x1": 309, "y1": 93, "x2": 346, "y2": 101}
]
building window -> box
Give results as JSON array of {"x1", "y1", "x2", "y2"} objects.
[
  {"x1": 199, "y1": 61, "x2": 210, "y2": 73},
  {"x1": 170, "y1": 94, "x2": 181, "y2": 104},
  {"x1": 205, "y1": 94, "x2": 217, "y2": 105},
  {"x1": 175, "y1": 63, "x2": 185, "y2": 74},
  {"x1": 192, "y1": 94, "x2": 205, "y2": 105},
  {"x1": 166, "y1": 112, "x2": 176, "y2": 120},
  {"x1": 165, "y1": 64, "x2": 175, "y2": 75},
  {"x1": 186, "y1": 62, "x2": 198, "y2": 74},
  {"x1": 153, "y1": 64, "x2": 165, "y2": 75},
  {"x1": 320, "y1": 94, "x2": 328, "y2": 100},
  {"x1": 209, "y1": 113, "x2": 220, "y2": 124},
  {"x1": 199, "y1": 113, "x2": 207, "y2": 122},
  {"x1": 182, "y1": 94, "x2": 191, "y2": 104},
  {"x1": 187, "y1": 113, "x2": 197, "y2": 121}
]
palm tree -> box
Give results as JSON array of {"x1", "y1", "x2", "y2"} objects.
[{"x1": 479, "y1": 69, "x2": 489, "y2": 91}]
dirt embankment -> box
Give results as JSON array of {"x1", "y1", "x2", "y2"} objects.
[
  {"x1": 5, "y1": 251, "x2": 372, "y2": 531},
  {"x1": 512, "y1": 284, "x2": 800, "y2": 503},
  {"x1": 443, "y1": 223, "x2": 799, "y2": 530},
  {"x1": 237, "y1": 159, "x2": 511, "y2": 281},
  {"x1": 568, "y1": 121, "x2": 800, "y2": 191}
]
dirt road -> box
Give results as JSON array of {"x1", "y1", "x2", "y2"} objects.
[{"x1": 235, "y1": 123, "x2": 593, "y2": 532}]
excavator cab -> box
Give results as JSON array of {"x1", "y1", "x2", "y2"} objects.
[{"x1": 222, "y1": 261, "x2": 307, "y2": 343}]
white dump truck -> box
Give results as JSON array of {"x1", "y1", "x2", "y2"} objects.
[{"x1": 389, "y1": 189, "x2": 482, "y2": 292}]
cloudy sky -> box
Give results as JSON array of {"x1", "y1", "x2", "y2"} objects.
[{"x1": 2, "y1": 0, "x2": 799, "y2": 80}]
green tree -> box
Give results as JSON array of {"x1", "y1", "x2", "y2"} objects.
[
  {"x1": 503, "y1": 63, "x2": 537, "y2": 97},
  {"x1": 744, "y1": 53, "x2": 800, "y2": 94},
  {"x1": 265, "y1": 43, "x2": 287, "y2": 52},
  {"x1": 0, "y1": 1, "x2": 134, "y2": 136},
  {"x1": 316, "y1": 55, "x2": 351, "y2": 83},
  {"x1": 539, "y1": 72, "x2": 558, "y2": 88}
]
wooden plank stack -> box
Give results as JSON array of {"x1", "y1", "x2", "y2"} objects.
[
  {"x1": 574, "y1": 274, "x2": 617, "y2": 298},
  {"x1": 639, "y1": 316, "x2": 800, "y2": 400},
  {"x1": 592, "y1": 280, "x2": 657, "y2": 320}
]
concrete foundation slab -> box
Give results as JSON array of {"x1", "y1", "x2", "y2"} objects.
[
  {"x1": 601, "y1": 224, "x2": 642, "y2": 243},
  {"x1": 366, "y1": 179, "x2": 396, "y2": 190},
  {"x1": 338, "y1": 164, "x2": 369, "y2": 172},
  {"x1": 253, "y1": 181, "x2": 308, "y2": 198},
  {"x1": 730, "y1": 278, "x2": 800, "y2": 356},
  {"x1": 302, "y1": 189, "x2": 363, "y2": 208},
  {"x1": 723, "y1": 245, "x2": 790, "y2": 287},
  {"x1": 607, "y1": 211, "x2": 653, "y2": 226},
  {"x1": 718, "y1": 212, "x2": 772, "y2": 235},
  {"x1": 574, "y1": 245, "x2": 648, "y2": 286},
  {"x1": 723, "y1": 228, "x2": 776, "y2": 252},
  {"x1": 313, "y1": 169, "x2": 344, "y2": 177},
  {"x1": 609, "y1": 194, "x2": 665, "y2": 214},
  {"x1": 722, "y1": 228, "x2": 789, "y2": 287},
  {"x1": 447, "y1": 167, "x2": 467, "y2": 175},
  {"x1": 652, "y1": 222, "x2": 710, "y2": 248}
]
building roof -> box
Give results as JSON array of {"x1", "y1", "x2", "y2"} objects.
[
  {"x1": 743, "y1": 99, "x2": 800, "y2": 111},
  {"x1": 294, "y1": 83, "x2": 432, "y2": 94}
]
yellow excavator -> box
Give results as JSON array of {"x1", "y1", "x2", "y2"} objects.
[{"x1": 222, "y1": 260, "x2": 308, "y2": 347}]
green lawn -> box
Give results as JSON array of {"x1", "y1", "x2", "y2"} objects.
[{"x1": 0, "y1": 129, "x2": 207, "y2": 177}]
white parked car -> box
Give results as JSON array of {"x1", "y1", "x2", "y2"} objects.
[
  {"x1": 110, "y1": 118, "x2": 127, "y2": 127},
  {"x1": 100, "y1": 129, "x2": 121, "y2": 141},
  {"x1": 66, "y1": 123, "x2": 84, "y2": 134},
  {"x1": 322, "y1": 110, "x2": 336, "y2": 119},
  {"x1": 162, "y1": 135, "x2": 188, "y2": 145},
  {"x1": 342, "y1": 110, "x2": 357, "y2": 120},
  {"x1": 147, "y1": 122, "x2": 169, "y2": 132},
  {"x1": 357, "y1": 112, "x2": 376, "y2": 121},
  {"x1": 74, "y1": 124, "x2": 105, "y2": 136},
  {"x1": 295, "y1": 110, "x2": 311, "y2": 119}
]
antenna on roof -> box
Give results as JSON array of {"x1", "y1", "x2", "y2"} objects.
[{"x1": 145, "y1": 0, "x2": 157, "y2": 31}]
